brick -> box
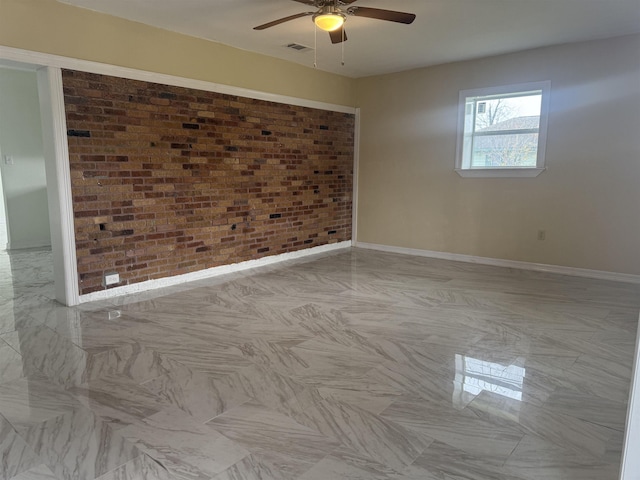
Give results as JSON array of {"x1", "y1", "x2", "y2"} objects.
[{"x1": 63, "y1": 69, "x2": 354, "y2": 295}]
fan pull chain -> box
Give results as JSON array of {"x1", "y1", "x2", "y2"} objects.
[
  {"x1": 314, "y1": 24, "x2": 317, "y2": 68},
  {"x1": 341, "y1": 28, "x2": 345, "y2": 66}
]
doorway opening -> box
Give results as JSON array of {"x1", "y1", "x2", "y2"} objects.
[
  {"x1": 0, "y1": 58, "x2": 78, "y2": 306},
  {"x1": 0, "y1": 66, "x2": 52, "y2": 253}
]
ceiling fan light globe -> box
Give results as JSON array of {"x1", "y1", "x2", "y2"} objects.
[{"x1": 314, "y1": 13, "x2": 344, "y2": 32}]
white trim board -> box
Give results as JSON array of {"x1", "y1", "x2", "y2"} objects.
[
  {"x1": 0, "y1": 46, "x2": 356, "y2": 114},
  {"x1": 37, "y1": 66, "x2": 80, "y2": 306},
  {"x1": 355, "y1": 242, "x2": 640, "y2": 284},
  {"x1": 352, "y1": 108, "x2": 361, "y2": 243},
  {"x1": 79, "y1": 240, "x2": 352, "y2": 303},
  {"x1": 621, "y1": 313, "x2": 640, "y2": 479}
]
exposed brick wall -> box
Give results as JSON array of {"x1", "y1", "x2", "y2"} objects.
[{"x1": 62, "y1": 70, "x2": 354, "y2": 295}]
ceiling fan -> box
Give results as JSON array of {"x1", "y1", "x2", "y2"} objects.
[{"x1": 253, "y1": 0, "x2": 416, "y2": 44}]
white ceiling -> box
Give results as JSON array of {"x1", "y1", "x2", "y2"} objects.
[{"x1": 58, "y1": 0, "x2": 640, "y2": 78}]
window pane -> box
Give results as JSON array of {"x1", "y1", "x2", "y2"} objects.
[
  {"x1": 473, "y1": 94, "x2": 542, "y2": 132},
  {"x1": 471, "y1": 132, "x2": 539, "y2": 167}
]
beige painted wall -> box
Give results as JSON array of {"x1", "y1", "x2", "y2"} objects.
[
  {"x1": 356, "y1": 34, "x2": 640, "y2": 275},
  {"x1": 0, "y1": 0, "x2": 355, "y2": 106}
]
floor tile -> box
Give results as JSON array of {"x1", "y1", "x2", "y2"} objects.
[
  {"x1": 208, "y1": 400, "x2": 339, "y2": 479},
  {"x1": 68, "y1": 374, "x2": 169, "y2": 430},
  {"x1": 282, "y1": 389, "x2": 429, "y2": 471},
  {"x1": 1, "y1": 326, "x2": 112, "y2": 389},
  {"x1": 211, "y1": 454, "x2": 282, "y2": 480},
  {"x1": 504, "y1": 434, "x2": 621, "y2": 480},
  {"x1": 0, "y1": 247, "x2": 638, "y2": 480},
  {"x1": 10, "y1": 464, "x2": 59, "y2": 480},
  {"x1": 118, "y1": 408, "x2": 250, "y2": 480},
  {"x1": 398, "y1": 440, "x2": 528, "y2": 480},
  {"x1": 381, "y1": 395, "x2": 523, "y2": 465},
  {"x1": 0, "y1": 373, "x2": 83, "y2": 434},
  {"x1": 467, "y1": 391, "x2": 615, "y2": 459},
  {"x1": 0, "y1": 341, "x2": 26, "y2": 385},
  {"x1": 0, "y1": 415, "x2": 43, "y2": 480},
  {"x1": 542, "y1": 387, "x2": 629, "y2": 432},
  {"x1": 94, "y1": 454, "x2": 175, "y2": 480},
  {"x1": 140, "y1": 355, "x2": 250, "y2": 423},
  {"x1": 20, "y1": 407, "x2": 140, "y2": 480},
  {"x1": 298, "y1": 448, "x2": 398, "y2": 480}
]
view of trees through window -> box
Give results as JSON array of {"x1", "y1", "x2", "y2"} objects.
[{"x1": 463, "y1": 91, "x2": 542, "y2": 168}]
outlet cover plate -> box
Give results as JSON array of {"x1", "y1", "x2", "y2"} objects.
[{"x1": 103, "y1": 272, "x2": 120, "y2": 286}]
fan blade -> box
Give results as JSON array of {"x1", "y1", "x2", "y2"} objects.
[
  {"x1": 347, "y1": 6, "x2": 416, "y2": 24},
  {"x1": 291, "y1": 0, "x2": 358, "y2": 5},
  {"x1": 291, "y1": 0, "x2": 358, "y2": 6},
  {"x1": 329, "y1": 26, "x2": 348, "y2": 44},
  {"x1": 254, "y1": 12, "x2": 314, "y2": 30}
]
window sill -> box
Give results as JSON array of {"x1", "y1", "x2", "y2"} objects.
[{"x1": 455, "y1": 167, "x2": 546, "y2": 178}]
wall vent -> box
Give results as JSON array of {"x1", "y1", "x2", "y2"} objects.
[{"x1": 286, "y1": 43, "x2": 312, "y2": 52}]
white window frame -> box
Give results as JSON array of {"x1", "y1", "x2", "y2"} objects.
[{"x1": 455, "y1": 81, "x2": 551, "y2": 178}]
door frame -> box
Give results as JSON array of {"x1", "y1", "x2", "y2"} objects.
[
  {"x1": 36, "y1": 66, "x2": 79, "y2": 306},
  {"x1": 621, "y1": 318, "x2": 640, "y2": 479},
  {"x1": 0, "y1": 142, "x2": 12, "y2": 250},
  {"x1": 0, "y1": 54, "x2": 79, "y2": 306}
]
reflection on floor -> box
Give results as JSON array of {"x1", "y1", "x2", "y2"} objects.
[{"x1": 0, "y1": 246, "x2": 639, "y2": 479}]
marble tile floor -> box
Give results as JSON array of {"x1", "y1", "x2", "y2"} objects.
[{"x1": 0, "y1": 246, "x2": 639, "y2": 479}]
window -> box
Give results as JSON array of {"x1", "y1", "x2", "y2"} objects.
[{"x1": 455, "y1": 81, "x2": 551, "y2": 178}]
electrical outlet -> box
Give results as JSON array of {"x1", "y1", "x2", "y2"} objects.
[
  {"x1": 103, "y1": 272, "x2": 120, "y2": 286},
  {"x1": 537, "y1": 230, "x2": 546, "y2": 241}
]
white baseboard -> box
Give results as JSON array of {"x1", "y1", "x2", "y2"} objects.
[
  {"x1": 354, "y1": 242, "x2": 640, "y2": 284},
  {"x1": 8, "y1": 240, "x2": 52, "y2": 251},
  {"x1": 79, "y1": 241, "x2": 352, "y2": 304}
]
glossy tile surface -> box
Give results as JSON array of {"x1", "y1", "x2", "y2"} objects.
[{"x1": 0, "y1": 246, "x2": 638, "y2": 479}]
